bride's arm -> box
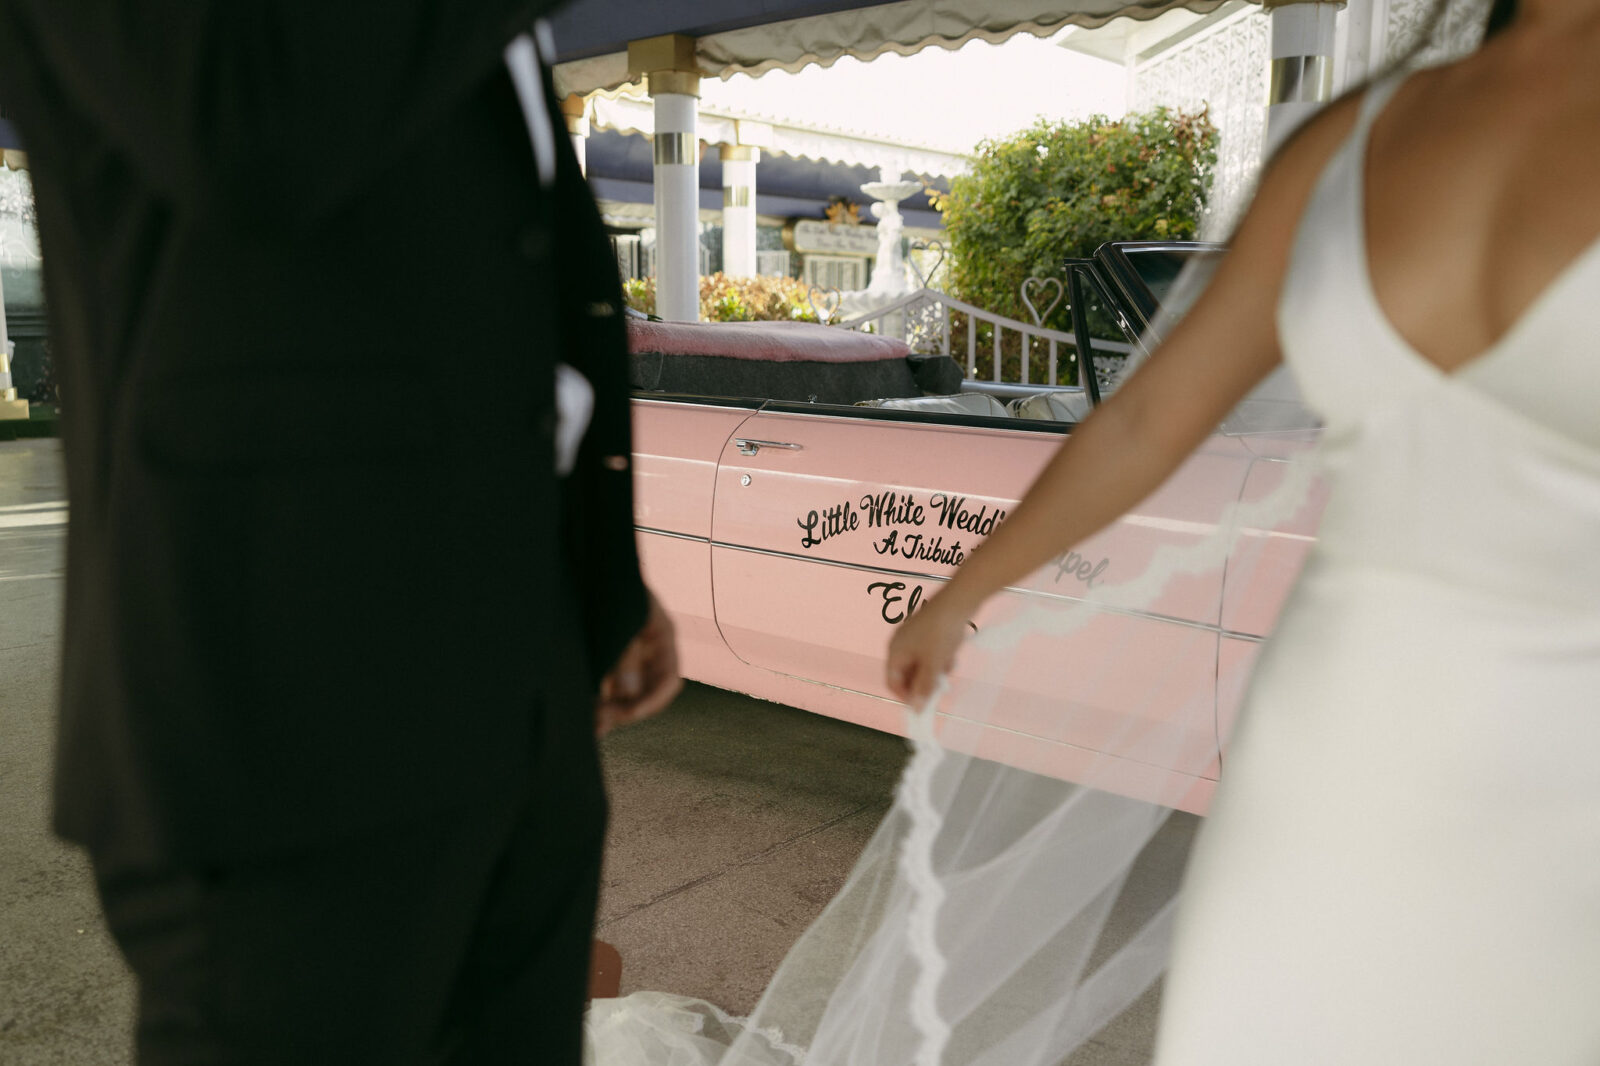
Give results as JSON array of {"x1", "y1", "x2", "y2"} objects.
[{"x1": 886, "y1": 95, "x2": 1364, "y2": 703}]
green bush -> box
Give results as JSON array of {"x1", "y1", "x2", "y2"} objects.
[
  {"x1": 937, "y1": 106, "x2": 1217, "y2": 382},
  {"x1": 623, "y1": 273, "x2": 823, "y2": 323}
]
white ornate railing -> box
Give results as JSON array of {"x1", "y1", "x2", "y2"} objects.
[{"x1": 830, "y1": 287, "x2": 1134, "y2": 392}]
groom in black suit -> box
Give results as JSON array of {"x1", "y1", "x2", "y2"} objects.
[{"x1": 0, "y1": 4, "x2": 678, "y2": 1063}]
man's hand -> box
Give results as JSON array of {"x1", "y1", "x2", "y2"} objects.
[{"x1": 596, "y1": 591, "x2": 681, "y2": 737}]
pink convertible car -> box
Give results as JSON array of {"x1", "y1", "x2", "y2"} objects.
[{"x1": 628, "y1": 244, "x2": 1321, "y2": 814}]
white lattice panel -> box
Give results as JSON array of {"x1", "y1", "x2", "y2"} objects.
[
  {"x1": 0, "y1": 168, "x2": 41, "y2": 269},
  {"x1": 1129, "y1": 8, "x2": 1270, "y2": 239},
  {"x1": 1128, "y1": 0, "x2": 1494, "y2": 240},
  {"x1": 1386, "y1": 0, "x2": 1489, "y2": 67}
]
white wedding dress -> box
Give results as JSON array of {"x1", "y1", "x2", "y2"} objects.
[{"x1": 1153, "y1": 73, "x2": 1600, "y2": 1064}]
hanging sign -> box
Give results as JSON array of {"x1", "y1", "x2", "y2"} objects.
[{"x1": 785, "y1": 219, "x2": 880, "y2": 258}]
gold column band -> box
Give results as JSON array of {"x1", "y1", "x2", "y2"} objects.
[
  {"x1": 1269, "y1": 55, "x2": 1335, "y2": 105},
  {"x1": 646, "y1": 70, "x2": 702, "y2": 99},
  {"x1": 654, "y1": 132, "x2": 699, "y2": 166},
  {"x1": 628, "y1": 34, "x2": 699, "y2": 77},
  {"x1": 723, "y1": 187, "x2": 752, "y2": 208}
]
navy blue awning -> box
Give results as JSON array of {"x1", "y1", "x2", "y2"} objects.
[{"x1": 550, "y1": 0, "x2": 895, "y2": 64}]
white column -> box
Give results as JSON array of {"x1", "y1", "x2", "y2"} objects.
[
  {"x1": 629, "y1": 35, "x2": 703, "y2": 322},
  {"x1": 0, "y1": 153, "x2": 13, "y2": 366},
  {"x1": 1265, "y1": 0, "x2": 1344, "y2": 153},
  {"x1": 0, "y1": 151, "x2": 25, "y2": 416},
  {"x1": 650, "y1": 87, "x2": 700, "y2": 320},
  {"x1": 1334, "y1": 0, "x2": 1387, "y2": 94},
  {"x1": 720, "y1": 145, "x2": 758, "y2": 278},
  {"x1": 0, "y1": 258, "x2": 9, "y2": 358},
  {"x1": 0, "y1": 203, "x2": 10, "y2": 398},
  {"x1": 0, "y1": 254, "x2": 21, "y2": 417},
  {"x1": 561, "y1": 95, "x2": 590, "y2": 175}
]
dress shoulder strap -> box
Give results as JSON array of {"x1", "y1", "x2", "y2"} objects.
[{"x1": 1353, "y1": 67, "x2": 1413, "y2": 138}]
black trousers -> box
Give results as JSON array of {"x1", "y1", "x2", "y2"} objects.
[{"x1": 92, "y1": 692, "x2": 607, "y2": 1066}]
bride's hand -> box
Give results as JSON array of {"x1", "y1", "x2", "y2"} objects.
[{"x1": 885, "y1": 595, "x2": 972, "y2": 705}]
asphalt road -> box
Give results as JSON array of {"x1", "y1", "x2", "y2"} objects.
[{"x1": 0, "y1": 439, "x2": 1174, "y2": 1065}]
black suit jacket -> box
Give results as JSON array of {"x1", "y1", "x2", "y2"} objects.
[{"x1": 0, "y1": 3, "x2": 648, "y2": 865}]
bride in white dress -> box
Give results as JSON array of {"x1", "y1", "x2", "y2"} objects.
[
  {"x1": 888, "y1": 0, "x2": 1600, "y2": 1061},
  {"x1": 590, "y1": 1, "x2": 1599, "y2": 1062}
]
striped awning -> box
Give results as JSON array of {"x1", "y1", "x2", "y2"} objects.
[
  {"x1": 551, "y1": 0, "x2": 1239, "y2": 95},
  {"x1": 588, "y1": 92, "x2": 971, "y2": 178}
]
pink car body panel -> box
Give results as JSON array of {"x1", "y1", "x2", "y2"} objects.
[{"x1": 631, "y1": 394, "x2": 1323, "y2": 816}]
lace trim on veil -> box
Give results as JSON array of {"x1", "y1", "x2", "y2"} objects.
[{"x1": 895, "y1": 453, "x2": 1323, "y2": 1064}]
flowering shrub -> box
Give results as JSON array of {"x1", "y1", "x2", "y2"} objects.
[{"x1": 623, "y1": 273, "x2": 824, "y2": 323}]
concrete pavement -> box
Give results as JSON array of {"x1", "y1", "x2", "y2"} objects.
[
  {"x1": 0, "y1": 439, "x2": 132, "y2": 1065},
  {"x1": 0, "y1": 438, "x2": 1175, "y2": 1064}
]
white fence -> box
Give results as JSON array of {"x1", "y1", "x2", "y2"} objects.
[
  {"x1": 756, "y1": 250, "x2": 793, "y2": 278},
  {"x1": 802, "y1": 255, "x2": 866, "y2": 292},
  {"x1": 611, "y1": 234, "x2": 716, "y2": 282},
  {"x1": 613, "y1": 241, "x2": 792, "y2": 282},
  {"x1": 832, "y1": 287, "x2": 1135, "y2": 392}
]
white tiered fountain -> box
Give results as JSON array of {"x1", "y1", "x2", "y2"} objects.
[{"x1": 838, "y1": 171, "x2": 924, "y2": 336}]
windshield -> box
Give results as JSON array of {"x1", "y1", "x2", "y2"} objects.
[
  {"x1": 1121, "y1": 246, "x2": 1318, "y2": 434},
  {"x1": 1124, "y1": 247, "x2": 1222, "y2": 322}
]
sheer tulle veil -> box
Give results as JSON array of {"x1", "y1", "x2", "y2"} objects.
[{"x1": 585, "y1": 4, "x2": 1492, "y2": 1063}]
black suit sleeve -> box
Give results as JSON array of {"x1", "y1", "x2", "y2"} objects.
[
  {"x1": 0, "y1": 1, "x2": 560, "y2": 226},
  {"x1": 537, "y1": 59, "x2": 649, "y2": 685}
]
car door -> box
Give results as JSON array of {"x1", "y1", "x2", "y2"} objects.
[
  {"x1": 630, "y1": 395, "x2": 762, "y2": 678},
  {"x1": 708, "y1": 401, "x2": 1256, "y2": 788}
]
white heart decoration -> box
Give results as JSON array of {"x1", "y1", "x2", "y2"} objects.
[
  {"x1": 908, "y1": 239, "x2": 947, "y2": 289},
  {"x1": 808, "y1": 285, "x2": 843, "y2": 324},
  {"x1": 1020, "y1": 276, "x2": 1065, "y2": 327}
]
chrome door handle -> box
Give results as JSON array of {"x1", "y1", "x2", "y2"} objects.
[{"x1": 734, "y1": 439, "x2": 803, "y2": 457}]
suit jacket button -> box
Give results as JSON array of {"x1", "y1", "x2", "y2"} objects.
[{"x1": 519, "y1": 226, "x2": 550, "y2": 260}]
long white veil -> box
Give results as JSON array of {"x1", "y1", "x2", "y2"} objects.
[
  {"x1": 587, "y1": 263, "x2": 1324, "y2": 1066},
  {"x1": 587, "y1": 6, "x2": 1489, "y2": 1062}
]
